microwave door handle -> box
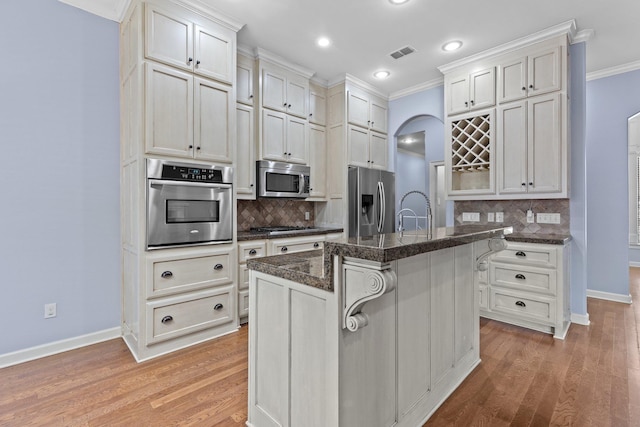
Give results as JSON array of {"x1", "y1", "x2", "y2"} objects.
[
  {"x1": 299, "y1": 173, "x2": 305, "y2": 195},
  {"x1": 149, "y1": 179, "x2": 232, "y2": 189}
]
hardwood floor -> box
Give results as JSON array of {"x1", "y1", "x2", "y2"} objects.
[{"x1": 1, "y1": 270, "x2": 639, "y2": 426}]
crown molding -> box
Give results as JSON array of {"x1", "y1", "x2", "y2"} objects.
[
  {"x1": 255, "y1": 48, "x2": 315, "y2": 79},
  {"x1": 58, "y1": 0, "x2": 130, "y2": 22},
  {"x1": 237, "y1": 44, "x2": 255, "y2": 59},
  {"x1": 438, "y1": 20, "x2": 577, "y2": 74},
  {"x1": 344, "y1": 74, "x2": 389, "y2": 99},
  {"x1": 571, "y1": 29, "x2": 595, "y2": 44},
  {"x1": 389, "y1": 77, "x2": 443, "y2": 101},
  {"x1": 587, "y1": 60, "x2": 640, "y2": 81},
  {"x1": 171, "y1": 0, "x2": 243, "y2": 32}
]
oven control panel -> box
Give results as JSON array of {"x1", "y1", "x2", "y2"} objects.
[{"x1": 161, "y1": 165, "x2": 224, "y2": 183}]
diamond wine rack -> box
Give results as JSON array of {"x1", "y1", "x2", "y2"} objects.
[{"x1": 451, "y1": 114, "x2": 491, "y2": 172}]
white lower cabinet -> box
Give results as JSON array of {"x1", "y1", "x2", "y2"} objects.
[
  {"x1": 268, "y1": 234, "x2": 324, "y2": 255},
  {"x1": 248, "y1": 243, "x2": 480, "y2": 426},
  {"x1": 480, "y1": 241, "x2": 570, "y2": 339},
  {"x1": 122, "y1": 244, "x2": 237, "y2": 362},
  {"x1": 237, "y1": 240, "x2": 267, "y2": 323}
]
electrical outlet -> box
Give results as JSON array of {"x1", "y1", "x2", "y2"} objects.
[
  {"x1": 495, "y1": 212, "x2": 504, "y2": 222},
  {"x1": 304, "y1": 211, "x2": 310, "y2": 221},
  {"x1": 462, "y1": 212, "x2": 480, "y2": 222},
  {"x1": 487, "y1": 212, "x2": 495, "y2": 222},
  {"x1": 526, "y1": 209, "x2": 535, "y2": 223},
  {"x1": 44, "y1": 303, "x2": 57, "y2": 319}
]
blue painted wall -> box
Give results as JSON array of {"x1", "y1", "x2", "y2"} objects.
[
  {"x1": 586, "y1": 69, "x2": 640, "y2": 297},
  {"x1": 0, "y1": 1, "x2": 120, "y2": 354}
]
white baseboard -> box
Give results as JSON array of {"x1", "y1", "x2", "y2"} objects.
[
  {"x1": 630, "y1": 261, "x2": 640, "y2": 268},
  {"x1": 0, "y1": 327, "x2": 122, "y2": 369},
  {"x1": 570, "y1": 312, "x2": 590, "y2": 326},
  {"x1": 587, "y1": 289, "x2": 632, "y2": 304}
]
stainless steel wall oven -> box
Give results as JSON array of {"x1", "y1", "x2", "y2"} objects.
[{"x1": 146, "y1": 159, "x2": 233, "y2": 249}]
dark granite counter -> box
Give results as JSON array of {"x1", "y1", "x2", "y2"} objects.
[
  {"x1": 247, "y1": 225, "x2": 513, "y2": 291},
  {"x1": 237, "y1": 226, "x2": 343, "y2": 241},
  {"x1": 505, "y1": 232, "x2": 571, "y2": 245}
]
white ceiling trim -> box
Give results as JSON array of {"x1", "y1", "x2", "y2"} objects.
[
  {"x1": 438, "y1": 20, "x2": 577, "y2": 74},
  {"x1": 58, "y1": 0, "x2": 130, "y2": 22},
  {"x1": 587, "y1": 60, "x2": 640, "y2": 81},
  {"x1": 255, "y1": 48, "x2": 315, "y2": 79},
  {"x1": 171, "y1": 0, "x2": 243, "y2": 32},
  {"x1": 389, "y1": 77, "x2": 444, "y2": 101}
]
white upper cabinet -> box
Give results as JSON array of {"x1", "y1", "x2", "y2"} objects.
[
  {"x1": 347, "y1": 89, "x2": 388, "y2": 134},
  {"x1": 262, "y1": 67, "x2": 309, "y2": 119},
  {"x1": 145, "y1": 62, "x2": 232, "y2": 163},
  {"x1": 145, "y1": 4, "x2": 234, "y2": 85},
  {"x1": 309, "y1": 83, "x2": 327, "y2": 126},
  {"x1": 446, "y1": 67, "x2": 495, "y2": 116},
  {"x1": 236, "y1": 103, "x2": 256, "y2": 198},
  {"x1": 308, "y1": 124, "x2": 327, "y2": 198},
  {"x1": 262, "y1": 109, "x2": 308, "y2": 164},
  {"x1": 236, "y1": 53, "x2": 255, "y2": 106},
  {"x1": 348, "y1": 125, "x2": 388, "y2": 170},
  {"x1": 498, "y1": 47, "x2": 561, "y2": 103},
  {"x1": 497, "y1": 93, "x2": 563, "y2": 195}
]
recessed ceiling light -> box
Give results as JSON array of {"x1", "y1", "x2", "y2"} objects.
[
  {"x1": 317, "y1": 37, "x2": 331, "y2": 48},
  {"x1": 373, "y1": 70, "x2": 391, "y2": 79},
  {"x1": 389, "y1": 0, "x2": 409, "y2": 4},
  {"x1": 442, "y1": 40, "x2": 463, "y2": 52}
]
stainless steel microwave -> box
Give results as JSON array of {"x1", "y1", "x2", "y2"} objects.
[{"x1": 257, "y1": 160, "x2": 310, "y2": 198}]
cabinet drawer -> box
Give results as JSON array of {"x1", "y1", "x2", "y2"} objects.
[
  {"x1": 239, "y1": 289, "x2": 249, "y2": 318},
  {"x1": 479, "y1": 284, "x2": 488, "y2": 310},
  {"x1": 492, "y1": 243, "x2": 557, "y2": 268},
  {"x1": 150, "y1": 253, "x2": 233, "y2": 297},
  {"x1": 238, "y1": 241, "x2": 267, "y2": 264},
  {"x1": 238, "y1": 264, "x2": 250, "y2": 290},
  {"x1": 490, "y1": 288, "x2": 555, "y2": 325},
  {"x1": 147, "y1": 287, "x2": 234, "y2": 344},
  {"x1": 490, "y1": 263, "x2": 556, "y2": 295},
  {"x1": 270, "y1": 237, "x2": 323, "y2": 255}
]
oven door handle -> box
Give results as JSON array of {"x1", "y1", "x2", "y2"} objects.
[{"x1": 149, "y1": 179, "x2": 232, "y2": 190}]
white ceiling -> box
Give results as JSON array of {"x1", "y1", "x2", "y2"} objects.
[{"x1": 65, "y1": 0, "x2": 640, "y2": 97}]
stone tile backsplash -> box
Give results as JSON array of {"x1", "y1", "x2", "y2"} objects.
[
  {"x1": 237, "y1": 199, "x2": 315, "y2": 231},
  {"x1": 454, "y1": 199, "x2": 570, "y2": 234}
]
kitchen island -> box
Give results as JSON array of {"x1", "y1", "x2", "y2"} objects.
[{"x1": 247, "y1": 225, "x2": 512, "y2": 427}]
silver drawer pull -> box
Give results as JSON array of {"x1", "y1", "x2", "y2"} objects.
[
  {"x1": 249, "y1": 249, "x2": 257, "y2": 255},
  {"x1": 214, "y1": 303, "x2": 224, "y2": 311},
  {"x1": 161, "y1": 271, "x2": 173, "y2": 278},
  {"x1": 281, "y1": 246, "x2": 288, "y2": 252},
  {"x1": 214, "y1": 264, "x2": 224, "y2": 270},
  {"x1": 161, "y1": 315, "x2": 173, "y2": 324},
  {"x1": 515, "y1": 301, "x2": 526, "y2": 308},
  {"x1": 515, "y1": 251, "x2": 526, "y2": 257},
  {"x1": 515, "y1": 274, "x2": 526, "y2": 280}
]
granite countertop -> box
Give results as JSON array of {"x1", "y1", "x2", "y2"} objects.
[
  {"x1": 237, "y1": 226, "x2": 344, "y2": 241},
  {"x1": 247, "y1": 225, "x2": 513, "y2": 291},
  {"x1": 504, "y1": 232, "x2": 572, "y2": 245}
]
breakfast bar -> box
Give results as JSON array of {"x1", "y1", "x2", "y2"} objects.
[{"x1": 247, "y1": 225, "x2": 512, "y2": 427}]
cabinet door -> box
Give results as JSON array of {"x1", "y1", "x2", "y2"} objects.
[
  {"x1": 193, "y1": 25, "x2": 234, "y2": 84},
  {"x1": 347, "y1": 91, "x2": 370, "y2": 128},
  {"x1": 447, "y1": 75, "x2": 470, "y2": 115},
  {"x1": 236, "y1": 56, "x2": 254, "y2": 106},
  {"x1": 194, "y1": 77, "x2": 232, "y2": 163},
  {"x1": 236, "y1": 104, "x2": 256, "y2": 197},
  {"x1": 286, "y1": 76, "x2": 309, "y2": 119},
  {"x1": 262, "y1": 69, "x2": 287, "y2": 112},
  {"x1": 369, "y1": 131, "x2": 388, "y2": 170},
  {"x1": 309, "y1": 124, "x2": 326, "y2": 198},
  {"x1": 498, "y1": 56, "x2": 527, "y2": 103},
  {"x1": 369, "y1": 99, "x2": 388, "y2": 133},
  {"x1": 497, "y1": 101, "x2": 527, "y2": 194},
  {"x1": 347, "y1": 125, "x2": 370, "y2": 168},
  {"x1": 469, "y1": 68, "x2": 495, "y2": 111},
  {"x1": 528, "y1": 47, "x2": 561, "y2": 97},
  {"x1": 262, "y1": 109, "x2": 287, "y2": 161},
  {"x1": 528, "y1": 94, "x2": 561, "y2": 194},
  {"x1": 286, "y1": 116, "x2": 308, "y2": 165},
  {"x1": 309, "y1": 89, "x2": 326, "y2": 126},
  {"x1": 145, "y1": 5, "x2": 193, "y2": 72},
  {"x1": 145, "y1": 63, "x2": 193, "y2": 158}
]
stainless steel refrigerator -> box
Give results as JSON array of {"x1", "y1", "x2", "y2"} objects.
[{"x1": 348, "y1": 166, "x2": 396, "y2": 238}]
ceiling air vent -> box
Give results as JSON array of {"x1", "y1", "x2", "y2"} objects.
[{"x1": 390, "y1": 45, "x2": 416, "y2": 59}]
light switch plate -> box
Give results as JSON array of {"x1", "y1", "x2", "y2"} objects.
[
  {"x1": 462, "y1": 212, "x2": 480, "y2": 222},
  {"x1": 495, "y1": 212, "x2": 504, "y2": 222},
  {"x1": 487, "y1": 212, "x2": 495, "y2": 222},
  {"x1": 537, "y1": 213, "x2": 561, "y2": 224}
]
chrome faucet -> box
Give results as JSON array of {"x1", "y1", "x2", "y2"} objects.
[
  {"x1": 397, "y1": 208, "x2": 418, "y2": 232},
  {"x1": 398, "y1": 190, "x2": 433, "y2": 233}
]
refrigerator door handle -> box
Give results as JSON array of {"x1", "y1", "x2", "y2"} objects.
[{"x1": 377, "y1": 181, "x2": 385, "y2": 233}]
